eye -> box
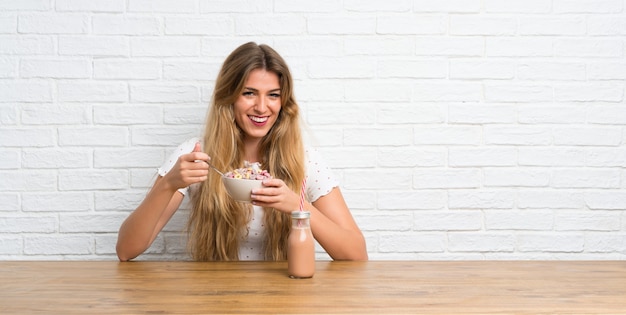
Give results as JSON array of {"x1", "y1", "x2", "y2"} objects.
[
  {"x1": 268, "y1": 93, "x2": 280, "y2": 100},
  {"x1": 242, "y1": 91, "x2": 255, "y2": 97}
]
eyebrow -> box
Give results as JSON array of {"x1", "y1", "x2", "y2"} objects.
[{"x1": 243, "y1": 87, "x2": 281, "y2": 93}]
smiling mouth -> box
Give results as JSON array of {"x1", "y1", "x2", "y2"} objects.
[{"x1": 249, "y1": 115, "x2": 268, "y2": 123}]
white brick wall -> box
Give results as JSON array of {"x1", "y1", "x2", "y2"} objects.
[{"x1": 1, "y1": 0, "x2": 625, "y2": 261}]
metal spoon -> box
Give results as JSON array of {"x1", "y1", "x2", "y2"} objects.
[{"x1": 205, "y1": 160, "x2": 225, "y2": 177}]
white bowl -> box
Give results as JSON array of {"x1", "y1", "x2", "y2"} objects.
[{"x1": 222, "y1": 176, "x2": 264, "y2": 203}]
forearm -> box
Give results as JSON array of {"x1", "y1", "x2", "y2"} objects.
[
  {"x1": 305, "y1": 202, "x2": 368, "y2": 261},
  {"x1": 116, "y1": 178, "x2": 181, "y2": 261}
]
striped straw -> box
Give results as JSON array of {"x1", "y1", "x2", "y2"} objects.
[{"x1": 299, "y1": 177, "x2": 306, "y2": 211}]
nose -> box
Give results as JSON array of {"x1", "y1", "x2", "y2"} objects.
[{"x1": 254, "y1": 96, "x2": 267, "y2": 112}]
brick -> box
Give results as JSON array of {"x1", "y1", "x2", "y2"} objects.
[
  {"x1": 449, "y1": 147, "x2": 517, "y2": 167},
  {"x1": 0, "y1": 235, "x2": 21, "y2": 254},
  {"x1": 517, "y1": 62, "x2": 586, "y2": 80},
  {"x1": 0, "y1": 128, "x2": 55, "y2": 147},
  {"x1": 486, "y1": 37, "x2": 552, "y2": 57},
  {"x1": 588, "y1": 16, "x2": 626, "y2": 35},
  {"x1": 552, "y1": 169, "x2": 620, "y2": 189},
  {"x1": 449, "y1": 190, "x2": 516, "y2": 209},
  {"x1": 555, "y1": 39, "x2": 622, "y2": 57},
  {"x1": 553, "y1": 126, "x2": 622, "y2": 146},
  {"x1": 449, "y1": 233, "x2": 515, "y2": 252},
  {"x1": 585, "y1": 191, "x2": 626, "y2": 210},
  {"x1": 485, "y1": 84, "x2": 553, "y2": 102},
  {"x1": 484, "y1": 0, "x2": 551, "y2": 13},
  {"x1": 345, "y1": 37, "x2": 414, "y2": 55},
  {"x1": 345, "y1": 81, "x2": 410, "y2": 102},
  {"x1": 131, "y1": 127, "x2": 198, "y2": 146},
  {"x1": 586, "y1": 148, "x2": 626, "y2": 167},
  {"x1": 415, "y1": 36, "x2": 483, "y2": 56},
  {"x1": 93, "y1": 59, "x2": 161, "y2": 80},
  {"x1": 59, "y1": 35, "x2": 129, "y2": 56},
  {"x1": 20, "y1": 58, "x2": 91, "y2": 79},
  {"x1": 274, "y1": 0, "x2": 340, "y2": 12},
  {"x1": 412, "y1": 82, "x2": 482, "y2": 102},
  {"x1": 377, "y1": 147, "x2": 446, "y2": 167},
  {"x1": 309, "y1": 57, "x2": 376, "y2": 79},
  {"x1": 519, "y1": 17, "x2": 586, "y2": 35},
  {"x1": 378, "y1": 15, "x2": 446, "y2": 35},
  {"x1": 24, "y1": 235, "x2": 93, "y2": 255},
  {"x1": 0, "y1": 170, "x2": 56, "y2": 191},
  {"x1": 377, "y1": 191, "x2": 446, "y2": 210},
  {"x1": 519, "y1": 147, "x2": 588, "y2": 167},
  {"x1": 0, "y1": 193, "x2": 19, "y2": 211},
  {"x1": 518, "y1": 104, "x2": 587, "y2": 124},
  {"x1": 0, "y1": 0, "x2": 50, "y2": 11},
  {"x1": 412, "y1": 0, "x2": 480, "y2": 12},
  {"x1": 94, "y1": 104, "x2": 162, "y2": 124},
  {"x1": 554, "y1": 211, "x2": 621, "y2": 231},
  {"x1": 518, "y1": 190, "x2": 584, "y2": 209},
  {"x1": 308, "y1": 17, "x2": 375, "y2": 35},
  {"x1": 414, "y1": 126, "x2": 482, "y2": 145},
  {"x1": 95, "y1": 234, "x2": 118, "y2": 255},
  {"x1": 59, "y1": 169, "x2": 128, "y2": 191},
  {"x1": 413, "y1": 169, "x2": 481, "y2": 189},
  {"x1": 130, "y1": 84, "x2": 199, "y2": 103},
  {"x1": 22, "y1": 192, "x2": 92, "y2": 211},
  {"x1": 357, "y1": 212, "x2": 413, "y2": 231},
  {"x1": 588, "y1": 62, "x2": 626, "y2": 80},
  {"x1": 128, "y1": 0, "x2": 197, "y2": 13},
  {"x1": 18, "y1": 13, "x2": 88, "y2": 34},
  {"x1": 517, "y1": 233, "x2": 584, "y2": 252},
  {"x1": 317, "y1": 147, "x2": 376, "y2": 168},
  {"x1": 163, "y1": 61, "x2": 220, "y2": 80},
  {"x1": 22, "y1": 148, "x2": 91, "y2": 169},
  {"x1": 60, "y1": 213, "x2": 128, "y2": 232},
  {"x1": 94, "y1": 148, "x2": 164, "y2": 168},
  {"x1": 343, "y1": 169, "x2": 412, "y2": 190},
  {"x1": 554, "y1": 0, "x2": 623, "y2": 13},
  {"x1": 378, "y1": 59, "x2": 447, "y2": 79},
  {"x1": 554, "y1": 83, "x2": 623, "y2": 102},
  {"x1": 163, "y1": 106, "x2": 207, "y2": 125},
  {"x1": 0, "y1": 15, "x2": 16, "y2": 33},
  {"x1": 450, "y1": 60, "x2": 515, "y2": 79},
  {"x1": 0, "y1": 35, "x2": 54, "y2": 55},
  {"x1": 0, "y1": 150, "x2": 19, "y2": 169},
  {"x1": 93, "y1": 15, "x2": 161, "y2": 35},
  {"x1": 379, "y1": 233, "x2": 446, "y2": 253},
  {"x1": 308, "y1": 103, "x2": 376, "y2": 125},
  {"x1": 344, "y1": 128, "x2": 412, "y2": 146},
  {"x1": 449, "y1": 104, "x2": 517, "y2": 124},
  {"x1": 56, "y1": 0, "x2": 125, "y2": 12},
  {"x1": 57, "y1": 81, "x2": 128, "y2": 102},
  {"x1": 344, "y1": 0, "x2": 412, "y2": 12},
  {"x1": 22, "y1": 103, "x2": 91, "y2": 125},
  {"x1": 586, "y1": 234, "x2": 626, "y2": 253},
  {"x1": 450, "y1": 16, "x2": 516, "y2": 35},
  {"x1": 58, "y1": 127, "x2": 128, "y2": 146},
  {"x1": 486, "y1": 126, "x2": 552, "y2": 145},
  {"x1": 484, "y1": 168, "x2": 551, "y2": 187},
  {"x1": 0, "y1": 215, "x2": 57, "y2": 233},
  {"x1": 165, "y1": 16, "x2": 232, "y2": 35},
  {"x1": 0, "y1": 57, "x2": 17, "y2": 77},
  {"x1": 413, "y1": 211, "x2": 482, "y2": 231},
  {"x1": 485, "y1": 210, "x2": 553, "y2": 230},
  {"x1": 0, "y1": 80, "x2": 52, "y2": 102},
  {"x1": 235, "y1": 15, "x2": 305, "y2": 35}
]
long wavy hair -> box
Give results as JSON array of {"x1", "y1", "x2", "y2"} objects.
[{"x1": 188, "y1": 42, "x2": 305, "y2": 261}]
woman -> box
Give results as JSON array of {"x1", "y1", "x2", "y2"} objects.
[{"x1": 116, "y1": 42, "x2": 367, "y2": 262}]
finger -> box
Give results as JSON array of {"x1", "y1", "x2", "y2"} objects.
[{"x1": 192, "y1": 142, "x2": 202, "y2": 152}]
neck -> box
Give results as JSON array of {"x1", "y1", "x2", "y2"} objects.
[{"x1": 243, "y1": 137, "x2": 262, "y2": 162}]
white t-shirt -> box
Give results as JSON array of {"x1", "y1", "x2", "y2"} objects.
[{"x1": 157, "y1": 137, "x2": 339, "y2": 260}]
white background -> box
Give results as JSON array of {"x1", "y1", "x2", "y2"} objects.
[{"x1": 1, "y1": 0, "x2": 625, "y2": 260}]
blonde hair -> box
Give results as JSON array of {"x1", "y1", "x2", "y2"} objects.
[{"x1": 188, "y1": 42, "x2": 305, "y2": 261}]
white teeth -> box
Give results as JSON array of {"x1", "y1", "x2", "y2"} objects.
[{"x1": 250, "y1": 116, "x2": 268, "y2": 123}]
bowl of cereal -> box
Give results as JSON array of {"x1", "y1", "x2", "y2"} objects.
[{"x1": 222, "y1": 162, "x2": 272, "y2": 203}]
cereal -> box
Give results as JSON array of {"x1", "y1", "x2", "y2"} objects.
[{"x1": 224, "y1": 161, "x2": 272, "y2": 180}]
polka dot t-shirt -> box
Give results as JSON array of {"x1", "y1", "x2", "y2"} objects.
[{"x1": 157, "y1": 138, "x2": 340, "y2": 260}]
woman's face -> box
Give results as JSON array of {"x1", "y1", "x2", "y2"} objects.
[{"x1": 233, "y1": 69, "x2": 282, "y2": 142}]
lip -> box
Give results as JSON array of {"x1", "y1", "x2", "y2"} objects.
[{"x1": 249, "y1": 115, "x2": 269, "y2": 126}]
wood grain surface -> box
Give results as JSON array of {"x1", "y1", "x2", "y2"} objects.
[{"x1": 1, "y1": 260, "x2": 625, "y2": 314}]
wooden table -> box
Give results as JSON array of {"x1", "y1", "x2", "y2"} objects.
[{"x1": 1, "y1": 261, "x2": 625, "y2": 314}]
